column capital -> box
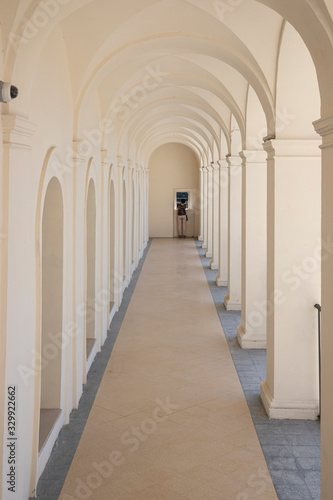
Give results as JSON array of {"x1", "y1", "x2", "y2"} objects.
[
  {"x1": 201, "y1": 166, "x2": 208, "y2": 173},
  {"x1": 2, "y1": 114, "x2": 37, "y2": 151},
  {"x1": 210, "y1": 161, "x2": 220, "y2": 170},
  {"x1": 313, "y1": 114, "x2": 333, "y2": 149},
  {"x1": 206, "y1": 165, "x2": 214, "y2": 173},
  {"x1": 240, "y1": 149, "x2": 267, "y2": 164},
  {"x1": 227, "y1": 155, "x2": 243, "y2": 167},
  {"x1": 217, "y1": 159, "x2": 228, "y2": 168},
  {"x1": 101, "y1": 149, "x2": 113, "y2": 167},
  {"x1": 263, "y1": 139, "x2": 321, "y2": 159},
  {"x1": 117, "y1": 155, "x2": 126, "y2": 168},
  {"x1": 70, "y1": 141, "x2": 90, "y2": 163}
]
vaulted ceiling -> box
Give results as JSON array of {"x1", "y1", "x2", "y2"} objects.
[{"x1": 2, "y1": 0, "x2": 333, "y2": 164}]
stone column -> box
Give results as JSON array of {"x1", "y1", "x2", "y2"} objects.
[
  {"x1": 133, "y1": 166, "x2": 138, "y2": 268},
  {"x1": 224, "y1": 155, "x2": 242, "y2": 310},
  {"x1": 313, "y1": 116, "x2": 333, "y2": 499},
  {"x1": 128, "y1": 161, "x2": 135, "y2": 273},
  {"x1": 216, "y1": 158, "x2": 228, "y2": 287},
  {"x1": 116, "y1": 157, "x2": 125, "y2": 305},
  {"x1": 205, "y1": 165, "x2": 213, "y2": 258},
  {"x1": 1, "y1": 115, "x2": 38, "y2": 498},
  {"x1": 198, "y1": 167, "x2": 204, "y2": 241},
  {"x1": 201, "y1": 166, "x2": 208, "y2": 249},
  {"x1": 260, "y1": 139, "x2": 321, "y2": 420},
  {"x1": 237, "y1": 150, "x2": 267, "y2": 348},
  {"x1": 210, "y1": 162, "x2": 220, "y2": 270},
  {"x1": 126, "y1": 160, "x2": 132, "y2": 278},
  {"x1": 135, "y1": 164, "x2": 141, "y2": 259},
  {"x1": 144, "y1": 167, "x2": 149, "y2": 246},
  {"x1": 73, "y1": 141, "x2": 91, "y2": 399},
  {"x1": 139, "y1": 166, "x2": 144, "y2": 255}
]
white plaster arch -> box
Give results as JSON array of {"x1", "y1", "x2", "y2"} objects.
[
  {"x1": 137, "y1": 119, "x2": 214, "y2": 162},
  {"x1": 245, "y1": 86, "x2": 267, "y2": 150},
  {"x1": 255, "y1": 0, "x2": 333, "y2": 116},
  {"x1": 120, "y1": 91, "x2": 227, "y2": 154},
  {"x1": 275, "y1": 22, "x2": 320, "y2": 139},
  {"x1": 5, "y1": 0, "x2": 91, "y2": 115},
  {"x1": 141, "y1": 127, "x2": 209, "y2": 163},
  {"x1": 102, "y1": 66, "x2": 244, "y2": 141},
  {"x1": 144, "y1": 135, "x2": 204, "y2": 167}
]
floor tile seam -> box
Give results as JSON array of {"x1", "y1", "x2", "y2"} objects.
[
  {"x1": 111, "y1": 244, "x2": 235, "y2": 354},
  {"x1": 105, "y1": 351, "x2": 233, "y2": 368},
  {"x1": 91, "y1": 403, "x2": 144, "y2": 419}
]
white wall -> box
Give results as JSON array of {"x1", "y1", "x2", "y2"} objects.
[{"x1": 148, "y1": 143, "x2": 200, "y2": 237}]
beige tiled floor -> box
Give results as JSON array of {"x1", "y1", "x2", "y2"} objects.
[{"x1": 60, "y1": 238, "x2": 278, "y2": 500}]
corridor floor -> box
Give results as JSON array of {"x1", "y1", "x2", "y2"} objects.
[{"x1": 59, "y1": 238, "x2": 278, "y2": 500}]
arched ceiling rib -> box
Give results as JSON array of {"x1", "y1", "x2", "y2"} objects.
[
  {"x1": 119, "y1": 95, "x2": 225, "y2": 151},
  {"x1": 100, "y1": 65, "x2": 242, "y2": 137},
  {"x1": 141, "y1": 133, "x2": 206, "y2": 166},
  {"x1": 136, "y1": 120, "x2": 215, "y2": 161},
  {"x1": 127, "y1": 113, "x2": 223, "y2": 160}
]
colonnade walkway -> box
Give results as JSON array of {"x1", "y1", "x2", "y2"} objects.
[{"x1": 60, "y1": 238, "x2": 278, "y2": 500}]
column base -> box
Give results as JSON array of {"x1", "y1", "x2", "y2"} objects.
[
  {"x1": 224, "y1": 294, "x2": 241, "y2": 311},
  {"x1": 201, "y1": 243, "x2": 207, "y2": 249},
  {"x1": 205, "y1": 250, "x2": 212, "y2": 258},
  {"x1": 198, "y1": 235, "x2": 203, "y2": 241},
  {"x1": 260, "y1": 380, "x2": 319, "y2": 420},
  {"x1": 210, "y1": 261, "x2": 218, "y2": 270},
  {"x1": 237, "y1": 325, "x2": 266, "y2": 349},
  {"x1": 123, "y1": 277, "x2": 130, "y2": 291},
  {"x1": 216, "y1": 275, "x2": 227, "y2": 287}
]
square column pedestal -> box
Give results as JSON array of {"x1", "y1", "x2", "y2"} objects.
[
  {"x1": 237, "y1": 150, "x2": 267, "y2": 348},
  {"x1": 224, "y1": 156, "x2": 242, "y2": 310},
  {"x1": 260, "y1": 140, "x2": 321, "y2": 420},
  {"x1": 216, "y1": 159, "x2": 228, "y2": 287}
]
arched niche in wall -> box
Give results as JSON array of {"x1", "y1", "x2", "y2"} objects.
[
  {"x1": 39, "y1": 176, "x2": 64, "y2": 451},
  {"x1": 86, "y1": 179, "x2": 96, "y2": 360}
]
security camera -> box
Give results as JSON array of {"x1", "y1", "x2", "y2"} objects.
[{"x1": 0, "y1": 81, "x2": 19, "y2": 103}]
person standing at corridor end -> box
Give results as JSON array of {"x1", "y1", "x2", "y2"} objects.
[{"x1": 177, "y1": 198, "x2": 187, "y2": 238}]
